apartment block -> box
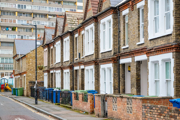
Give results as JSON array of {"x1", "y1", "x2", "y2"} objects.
[{"x1": 0, "y1": 0, "x2": 82, "y2": 78}]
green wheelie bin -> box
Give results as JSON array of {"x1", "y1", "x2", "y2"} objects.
[
  {"x1": 13, "y1": 88, "x2": 16, "y2": 95},
  {"x1": 18, "y1": 88, "x2": 24, "y2": 96}
]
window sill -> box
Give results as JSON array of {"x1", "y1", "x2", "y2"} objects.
[
  {"x1": 122, "y1": 45, "x2": 129, "y2": 49},
  {"x1": 63, "y1": 60, "x2": 69, "y2": 62},
  {"x1": 149, "y1": 32, "x2": 172, "y2": 40},
  {"x1": 100, "y1": 49, "x2": 112, "y2": 53},
  {"x1": 136, "y1": 41, "x2": 144, "y2": 45},
  {"x1": 85, "y1": 53, "x2": 94, "y2": 57},
  {"x1": 55, "y1": 62, "x2": 61, "y2": 64},
  {"x1": 81, "y1": 56, "x2": 84, "y2": 58},
  {"x1": 75, "y1": 58, "x2": 78, "y2": 60}
]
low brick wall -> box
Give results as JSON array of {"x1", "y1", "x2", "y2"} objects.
[
  {"x1": 95, "y1": 94, "x2": 174, "y2": 120},
  {"x1": 143, "y1": 104, "x2": 180, "y2": 119},
  {"x1": 72, "y1": 93, "x2": 94, "y2": 114}
]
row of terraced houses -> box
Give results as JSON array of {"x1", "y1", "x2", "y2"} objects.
[{"x1": 41, "y1": 0, "x2": 180, "y2": 99}]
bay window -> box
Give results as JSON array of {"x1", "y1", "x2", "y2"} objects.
[
  {"x1": 148, "y1": 0, "x2": 173, "y2": 39},
  {"x1": 63, "y1": 37, "x2": 70, "y2": 61},
  {"x1": 100, "y1": 15, "x2": 113, "y2": 52},
  {"x1": 100, "y1": 64, "x2": 113, "y2": 94},
  {"x1": 55, "y1": 41, "x2": 60, "y2": 63},
  {"x1": 85, "y1": 66, "x2": 94, "y2": 90},
  {"x1": 85, "y1": 24, "x2": 94, "y2": 56}
]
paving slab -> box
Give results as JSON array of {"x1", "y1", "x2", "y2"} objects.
[{"x1": 1, "y1": 92, "x2": 104, "y2": 120}]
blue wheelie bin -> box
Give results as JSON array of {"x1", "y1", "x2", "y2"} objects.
[
  {"x1": 12, "y1": 88, "x2": 13, "y2": 95},
  {"x1": 169, "y1": 98, "x2": 180, "y2": 108},
  {"x1": 53, "y1": 90, "x2": 57, "y2": 103},
  {"x1": 53, "y1": 90, "x2": 61, "y2": 103},
  {"x1": 48, "y1": 88, "x2": 54, "y2": 101},
  {"x1": 56, "y1": 90, "x2": 61, "y2": 103},
  {"x1": 69, "y1": 91, "x2": 74, "y2": 106},
  {"x1": 87, "y1": 90, "x2": 98, "y2": 108}
]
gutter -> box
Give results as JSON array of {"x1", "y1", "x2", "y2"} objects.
[
  {"x1": 72, "y1": 32, "x2": 74, "y2": 91},
  {"x1": 117, "y1": 6, "x2": 121, "y2": 94}
]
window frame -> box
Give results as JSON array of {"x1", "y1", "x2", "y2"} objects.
[
  {"x1": 148, "y1": 0, "x2": 173, "y2": 40},
  {"x1": 100, "y1": 15, "x2": 113, "y2": 53},
  {"x1": 100, "y1": 63, "x2": 113, "y2": 94},
  {"x1": 85, "y1": 23, "x2": 94, "y2": 56},
  {"x1": 85, "y1": 65, "x2": 94, "y2": 90},
  {"x1": 55, "y1": 41, "x2": 61, "y2": 63},
  {"x1": 63, "y1": 37, "x2": 70, "y2": 62},
  {"x1": 63, "y1": 70, "x2": 70, "y2": 90}
]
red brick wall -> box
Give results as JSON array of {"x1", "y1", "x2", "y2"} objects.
[
  {"x1": 143, "y1": 104, "x2": 180, "y2": 119},
  {"x1": 95, "y1": 95, "x2": 103, "y2": 117},
  {"x1": 107, "y1": 97, "x2": 143, "y2": 120},
  {"x1": 95, "y1": 95, "x2": 173, "y2": 120},
  {"x1": 72, "y1": 93, "x2": 94, "y2": 114}
]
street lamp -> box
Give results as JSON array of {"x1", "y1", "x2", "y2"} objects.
[{"x1": 21, "y1": 24, "x2": 38, "y2": 105}]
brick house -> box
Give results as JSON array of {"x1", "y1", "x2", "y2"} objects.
[
  {"x1": 13, "y1": 39, "x2": 44, "y2": 96},
  {"x1": 117, "y1": 0, "x2": 180, "y2": 98},
  {"x1": 42, "y1": 27, "x2": 55, "y2": 88},
  {"x1": 60, "y1": 12, "x2": 83, "y2": 90},
  {"x1": 43, "y1": 0, "x2": 180, "y2": 98}
]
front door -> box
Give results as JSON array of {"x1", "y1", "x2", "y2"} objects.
[{"x1": 125, "y1": 63, "x2": 131, "y2": 94}]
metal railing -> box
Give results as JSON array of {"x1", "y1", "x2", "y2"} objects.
[
  {"x1": 83, "y1": 93, "x2": 88, "y2": 102},
  {"x1": 60, "y1": 91, "x2": 71, "y2": 105}
]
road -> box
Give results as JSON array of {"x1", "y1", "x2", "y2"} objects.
[{"x1": 0, "y1": 95, "x2": 53, "y2": 120}]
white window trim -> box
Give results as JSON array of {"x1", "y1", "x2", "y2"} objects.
[
  {"x1": 85, "y1": 23, "x2": 94, "y2": 56},
  {"x1": 100, "y1": 63, "x2": 113, "y2": 94},
  {"x1": 122, "y1": 8, "x2": 129, "y2": 16},
  {"x1": 138, "y1": 7, "x2": 144, "y2": 44},
  {"x1": 148, "y1": 0, "x2": 173, "y2": 40},
  {"x1": 122, "y1": 10, "x2": 129, "y2": 49},
  {"x1": 137, "y1": 0, "x2": 145, "y2": 8},
  {"x1": 149, "y1": 53, "x2": 174, "y2": 97},
  {"x1": 100, "y1": 15, "x2": 113, "y2": 53},
  {"x1": 119, "y1": 58, "x2": 132, "y2": 64},
  {"x1": 63, "y1": 69, "x2": 70, "y2": 90},
  {"x1": 44, "y1": 73, "x2": 48, "y2": 88},
  {"x1": 56, "y1": 70, "x2": 61, "y2": 88},
  {"x1": 135, "y1": 55, "x2": 147, "y2": 61},
  {"x1": 63, "y1": 36, "x2": 70, "y2": 62},
  {"x1": 74, "y1": 66, "x2": 79, "y2": 70},
  {"x1": 81, "y1": 30, "x2": 84, "y2": 34},
  {"x1": 75, "y1": 36, "x2": 78, "y2": 60},
  {"x1": 55, "y1": 41, "x2": 61, "y2": 63},
  {"x1": 85, "y1": 65, "x2": 94, "y2": 90}
]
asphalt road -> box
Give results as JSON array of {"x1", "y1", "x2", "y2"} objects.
[{"x1": 0, "y1": 95, "x2": 52, "y2": 120}]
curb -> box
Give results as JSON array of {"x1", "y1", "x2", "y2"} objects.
[{"x1": 3, "y1": 95, "x2": 66, "y2": 120}]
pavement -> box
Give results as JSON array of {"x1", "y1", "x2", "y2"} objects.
[
  {"x1": 0, "y1": 92, "x2": 104, "y2": 120},
  {"x1": 0, "y1": 95, "x2": 51, "y2": 120}
]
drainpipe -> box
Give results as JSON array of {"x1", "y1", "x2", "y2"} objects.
[
  {"x1": 72, "y1": 32, "x2": 74, "y2": 91},
  {"x1": 117, "y1": 7, "x2": 121, "y2": 94}
]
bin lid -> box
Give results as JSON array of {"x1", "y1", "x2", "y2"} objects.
[
  {"x1": 61, "y1": 89, "x2": 69, "y2": 91},
  {"x1": 133, "y1": 95, "x2": 144, "y2": 97}
]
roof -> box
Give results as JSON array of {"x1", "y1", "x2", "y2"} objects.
[
  {"x1": 84, "y1": 0, "x2": 99, "y2": 20},
  {"x1": 110, "y1": 0, "x2": 124, "y2": 6},
  {"x1": 14, "y1": 39, "x2": 42, "y2": 55},
  {"x1": 63, "y1": 12, "x2": 83, "y2": 33},
  {"x1": 115, "y1": 0, "x2": 128, "y2": 7},
  {"x1": 44, "y1": 27, "x2": 55, "y2": 44}
]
